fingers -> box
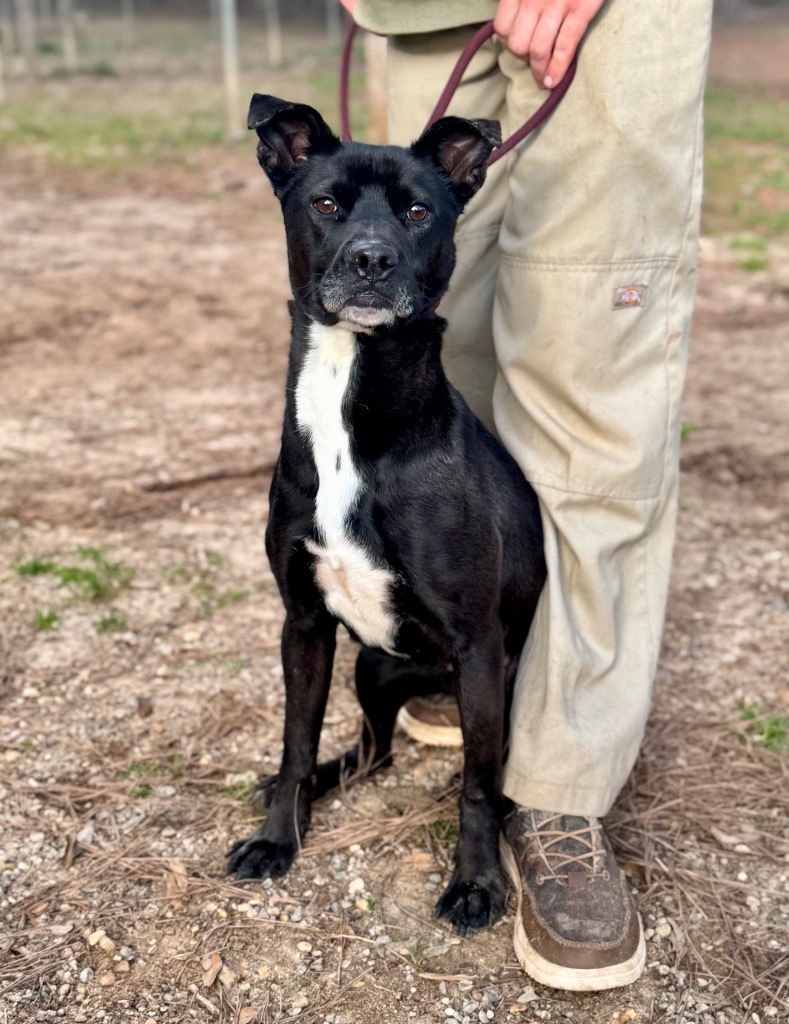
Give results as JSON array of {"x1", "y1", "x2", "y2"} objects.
[
  {"x1": 494, "y1": 0, "x2": 605, "y2": 89},
  {"x1": 543, "y1": 12, "x2": 587, "y2": 87},
  {"x1": 527, "y1": 7, "x2": 566, "y2": 88}
]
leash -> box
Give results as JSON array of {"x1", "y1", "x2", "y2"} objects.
[{"x1": 339, "y1": 20, "x2": 577, "y2": 165}]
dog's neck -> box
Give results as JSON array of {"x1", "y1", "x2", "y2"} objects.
[{"x1": 292, "y1": 312, "x2": 453, "y2": 459}]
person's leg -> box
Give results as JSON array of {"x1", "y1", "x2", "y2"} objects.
[
  {"x1": 386, "y1": 26, "x2": 510, "y2": 431},
  {"x1": 491, "y1": 0, "x2": 712, "y2": 989},
  {"x1": 496, "y1": 0, "x2": 712, "y2": 816}
]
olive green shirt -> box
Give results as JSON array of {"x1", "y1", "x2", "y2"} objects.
[{"x1": 354, "y1": 0, "x2": 497, "y2": 36}]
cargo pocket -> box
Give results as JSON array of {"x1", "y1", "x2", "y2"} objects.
[{"x1": 493, "y1": 257, "x2": 681, "y2": 500}]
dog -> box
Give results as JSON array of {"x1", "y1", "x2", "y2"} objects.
[{"x1": 226, "y1": 94, "x2": 546, "y2": 934}]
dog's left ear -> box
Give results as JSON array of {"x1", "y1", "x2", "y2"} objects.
[
  {"x1": 248, "y1": 94, "x2": 340, "y2": 194},
  {"x1": 411, "y1": 117, "x2": 501, "y2": 207}
]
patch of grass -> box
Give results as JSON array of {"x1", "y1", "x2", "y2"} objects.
[
  {"x1": 224, "y1": 776, "x2": 257, "y2": 802},
  {"x1": 705, "y1": 87, "x2": 789, "y2": 145},
  {"x1": 730, "y1": 236, "x2": 769, "y2": 253},
  {"x1": 38, "y1": 40, "x2": 61, "y2": 55},
  {"x1": 88, "y1": 60, "x2": 116, "y2": 77},
  {"x1": 401, "y1": 940, "x2": 427, "y2": 969},
  {"x1": 206, "y1": 550, "x2": 224, "y2": 567},
  {"x1": 95, "y1": 609, "x2": 128, "y2": 633},
  {"x1": 124, "y1": 760, "x2": 161, "y2": 780},
  {"x1": 33, "y1": 610, "x2": 60, "y2": 631},
  {"x1": 18, "y1": 558, "x2": 57, "y2": 577},
  {"x1": 740, "y1": 255, "x2": 769, "y2": 272},
  {"x1": 17, "y1": 547, "x2": 134, "y2": 601},
  {"x1": 171, "y1": 752, "x2": 183, "y2": 781},
  {"x1": 429, "y1": 819, "x2": 459, "y2": 847},
  {"x1": 164, "y1": 563, "x2": 188, "y2": 582},
  {"x1": 681, "y1": 424, "x2": 696, "y2": 441},
  {"x1": 124, "y1": 759, "x2": 162, "y2": 799},
  {"x1": 739, "y1": 703, "x2": 788, "y2": 753},
  {"x1": 0, "y1": 92, "x2": 225, "y2": 168},
  {"x1": 703, "y1": 86, "x2": 789, "y2": 238}
]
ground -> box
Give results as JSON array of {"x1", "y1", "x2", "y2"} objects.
[{"x1": 1, "y1": 13, "x2": 788, "y2": 1024}]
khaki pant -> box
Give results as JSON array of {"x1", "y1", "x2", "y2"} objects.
[{"x1": 387, "y1": 1, "x2": 713, "y2": 815}]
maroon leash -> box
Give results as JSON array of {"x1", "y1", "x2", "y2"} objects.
[{"x1": 340, "y1": 20, "x2": 577, "y2": 165}]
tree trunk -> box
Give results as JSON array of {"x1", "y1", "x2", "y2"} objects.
[
  {"x1": 57, "y1": 0, "x2": 77, "y2": 73},
  {"x1": 262, "y1": 0, "x2": 282, "y2": 68},
  {"x1": 13, "y1": 0, "x2": 39, "y2": 80}
]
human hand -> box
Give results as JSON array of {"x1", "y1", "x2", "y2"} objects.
[{"x1": 494, "y1": 0, "x2": 605, "y2": 88}]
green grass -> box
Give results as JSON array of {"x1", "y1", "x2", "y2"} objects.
[
  {"x1": 428, "y1": 819, "x2": 459, "y2": 847},
  {"x1": 95, "y1": 609, "x2": 128, "y2": 633},
  {"x1": 740, "y1": 703, "x2": 788, "y2": 753},
  {"x1": 17, "y1": 547, "x2": 134, "y2": 601},
  {"x1": 33, "y1": 610, "x2": 60, "y2": 631},
  {"x1": 705, "y1": 87, "x2": 789, "y2": 146},
  {"x1": 681, "y1": 424, "x2": 696, "y2": 441},
  {"x1": 0, "y1": 93, "x2": 225, "y2": 168},
  {"x1": 740, "y1": 255, "x2": 769, "y2": 272},
  {"x1": 703, "y1": 85, "x2": 789, "y2": 238}
]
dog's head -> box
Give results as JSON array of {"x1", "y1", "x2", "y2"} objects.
[{"x1": 248, "y1": 94, "x2": 500, "y2": 330}]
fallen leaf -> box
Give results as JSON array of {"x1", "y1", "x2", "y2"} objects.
[
  {"x1": 165, "y1": 858, "x2": 188, "y2": 908},
  {"x1": 402, "y1": 851, "x2": 437, "y2": 871},
  {"x1": 218, "y1": 965, "x2": 236, "y2": 988},
  {"x1": 201, "y1": 952, "x2": 223, "y2": 988},
  {"x1": 50, "y1": 923, "x2": 74, "y2": 936}
]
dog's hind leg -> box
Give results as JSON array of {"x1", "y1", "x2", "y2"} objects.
[{"x1": 252, "y1": 647, "x2": 451, "y2": 808}]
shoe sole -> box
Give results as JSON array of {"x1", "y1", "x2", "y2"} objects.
[
  {"x1": 395, "y1": 705, "x2": 463, "y2": 748},
  {"x1": 499, "y1": 835, "x2": 647, "y2": 992}
]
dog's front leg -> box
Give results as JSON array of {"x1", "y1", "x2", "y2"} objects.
[
  {"x1": 436, "y1": 629, "x2": 507, "y2": 933},
  {"x1": 227, "y1": 608, "x2": 336, "y2": 879}
]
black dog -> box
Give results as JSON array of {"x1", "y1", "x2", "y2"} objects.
[{"x1": 227, "y1": 94, "x2": 546, "y2": 933}]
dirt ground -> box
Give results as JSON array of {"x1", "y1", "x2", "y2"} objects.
[{"x1": 1, "y1": 16, "x2": 789, "y2": 1024}]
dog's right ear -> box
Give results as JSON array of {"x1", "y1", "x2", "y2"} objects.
[{"x1": 248, "y1": 94, "x2": 340, "y2": 194}]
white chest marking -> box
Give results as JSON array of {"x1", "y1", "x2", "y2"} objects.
[{"x1": 295, "y1": 320, "x2": 398, "y2": 652}]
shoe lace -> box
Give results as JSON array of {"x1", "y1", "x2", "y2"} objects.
[{"x1": 524, "y1": 813, "x2": 608, "y2": 885}]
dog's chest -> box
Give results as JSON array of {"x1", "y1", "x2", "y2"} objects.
[{"x1": 295, "y1": 322, "x2": 398, "y2": 652}]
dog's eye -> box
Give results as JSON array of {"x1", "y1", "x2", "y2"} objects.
[
  {"x1": 407, "y1": 203, "x2": 429, "y2": 222},
  {"x1": 312, "y1": 197, "x2": 338, "y2": 215}
]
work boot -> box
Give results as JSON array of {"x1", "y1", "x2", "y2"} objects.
[
  {"x1": 500, "y1": 809, "x2": 646, "y2": 991},
  {"x1": 396, "y1": 694, "x2": 463, "y2": 747}
]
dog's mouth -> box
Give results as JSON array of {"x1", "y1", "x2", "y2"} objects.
[
  {"x1": 336, "y1": 291, "x2": 396, "y2": 329},
  {"x1": 318, "y1": 280, "x2": 416, "y2": 330}
]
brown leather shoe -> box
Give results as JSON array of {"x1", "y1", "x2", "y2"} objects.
[
  {"x1": 500, "y1": 809, "x2": 645, "y2": 991},
  {"x1": 396, "y1": 695, "x2": 463, "y2": 747}
]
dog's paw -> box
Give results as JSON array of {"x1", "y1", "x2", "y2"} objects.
[
  {"x1": 226, "y1": 834, "x2": 297, "y2": 880},
  {"x1": 435, "y1": 868, "x2": 507, "y2": 934}
]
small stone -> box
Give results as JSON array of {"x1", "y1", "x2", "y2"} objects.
[
  {"x1": 114, "y1": 961, "x2": 130, "y2": 974},
  {"x1": 98, "y1": 973, "x2": 115, "y2": 986},
  {"x1": 87, "y1": 929, "x2": 106, "y2": 946},
  {"x1": 73, "y1": 1017, "x2": 88, "y2": 1023},
  {"x1": 78, "y1": 968, "x2": 93, "y2": 984},
  {"x1": 483, "y1": 988, "x2": 500, "y2": 1005},
  {"x1": 439, "y1": 982, "x2": 448, "y2": 995},
  {"x1": 656, "y1": 922, "x2": 672, "y2": 939},
  {"x1": 119, "y1": 946, "x2": 134, "y2": 961},
  {"x1": 292, "y1": 996, "x2": 309, "y2": 1009},
  {"x1": 619, "y1": 1012, "x2": 636, "y2": 1023},
  {"x1": 354, "y1": 898, "x2": 369, "y2": 912},
  {"x1": 348, "y1": 878, "x2": 366, "y2": 894},
  {"x1": 737, "y1": 871, "x2": 748, "y2": 882},
  {"x1": 297, "y1": 941, "x2": 313, "y2": 953},
  {"x1": 30, "y1": 831, "x2": 45, "y2": 842},
  {"x1": 98, "y1": 934, "x2": 116, "y2": 953},
  {"x1": 517, "y1": 988, "x2": 538, "y2": 1004}
]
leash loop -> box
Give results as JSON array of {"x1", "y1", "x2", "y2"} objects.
[{"x1": 339, "y1": 19, "x2": 577, "y2": 165}]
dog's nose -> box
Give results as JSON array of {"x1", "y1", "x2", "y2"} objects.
[{"x1": 348, "y1": 240, "x2": 398, "y2": 283}]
